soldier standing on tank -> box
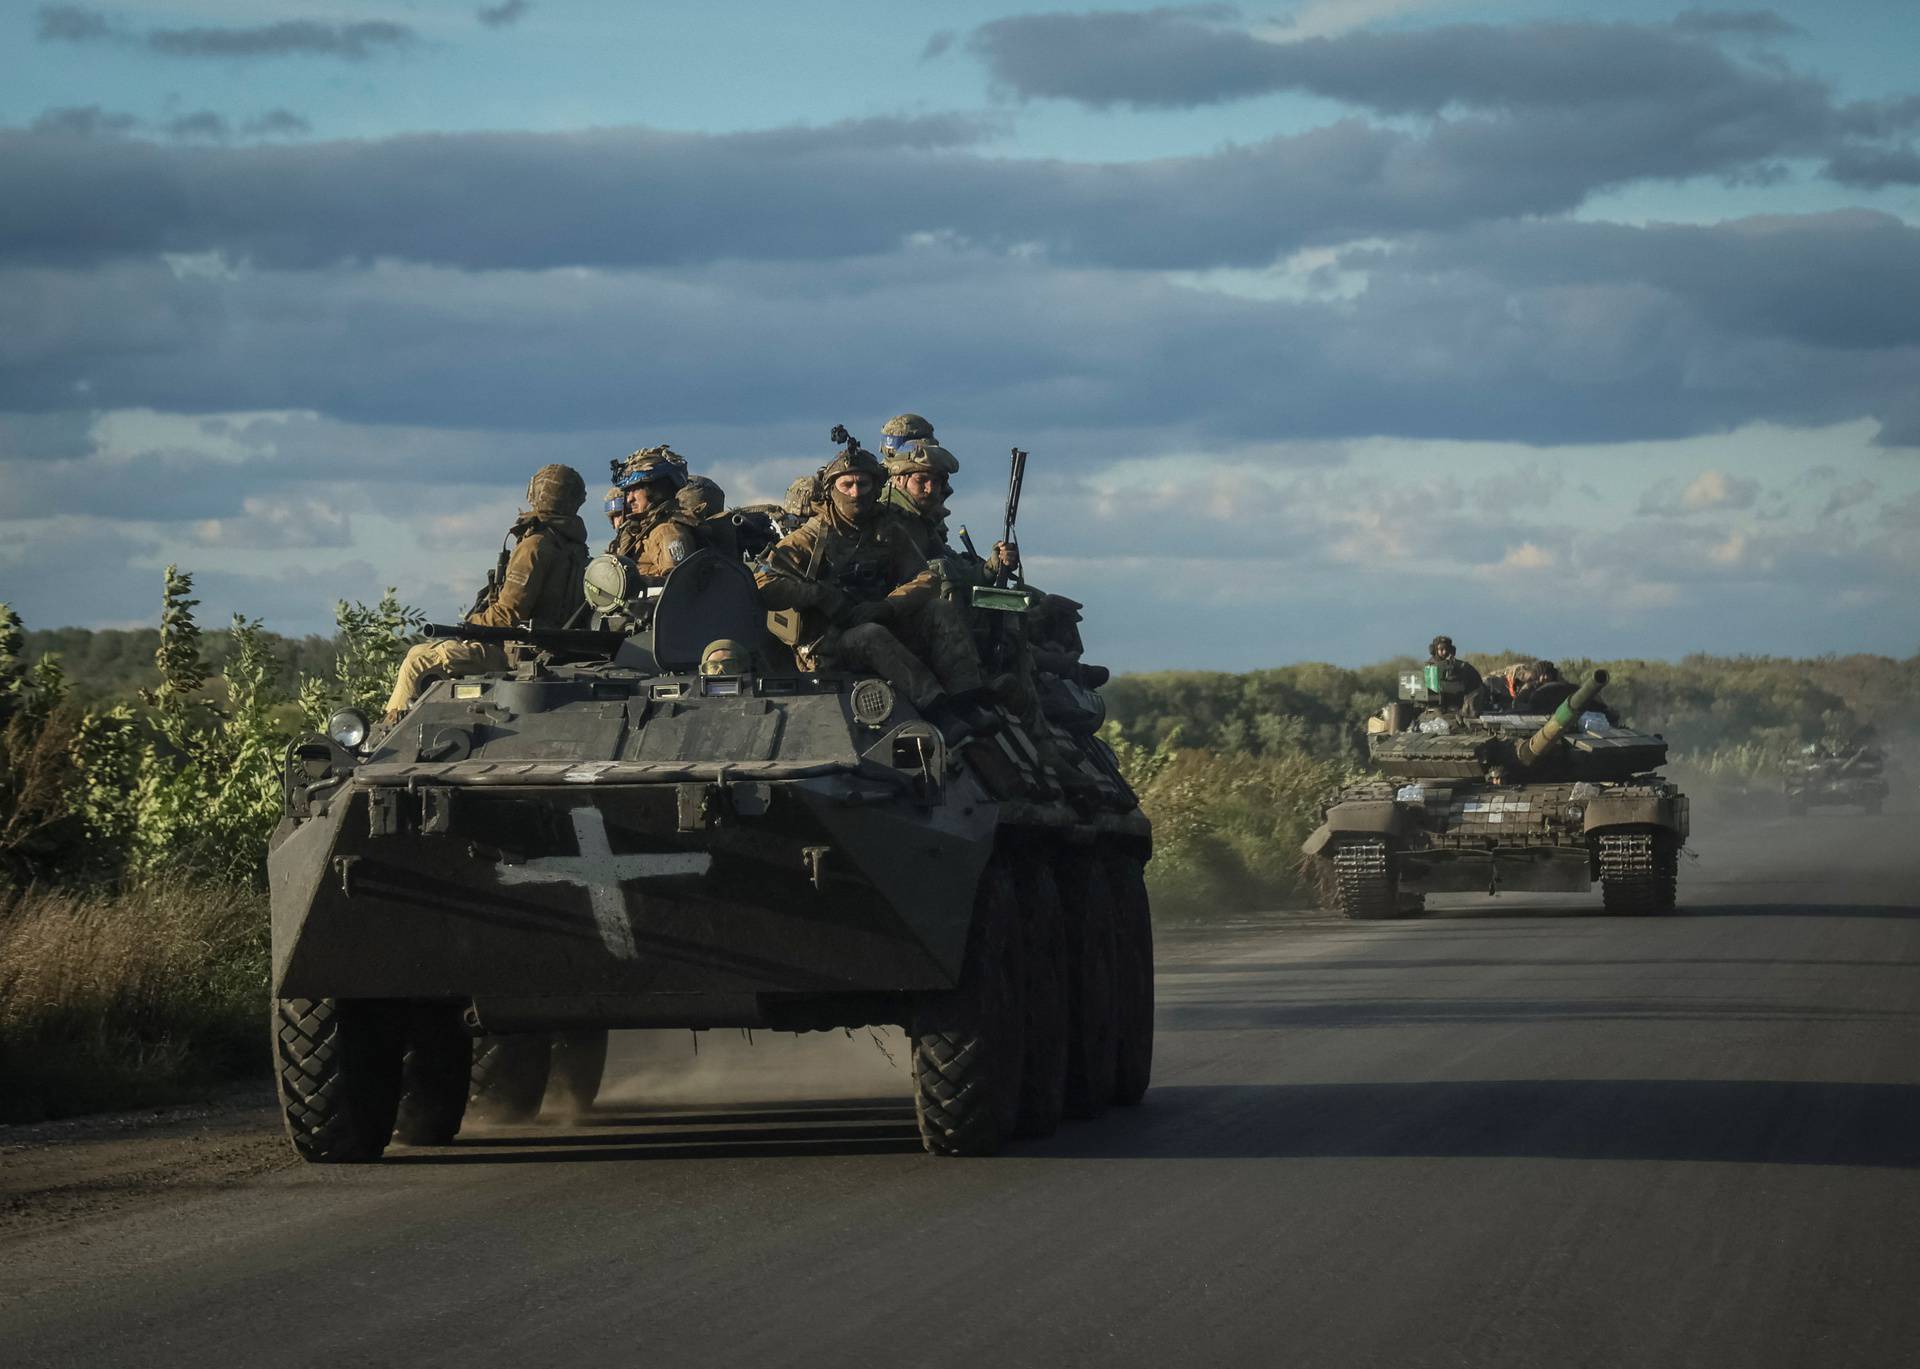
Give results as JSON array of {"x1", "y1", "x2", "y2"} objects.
[
  {"x1": 756, "y1": 439, "x2": 997, "y2": 741},
  {"x1": 1427, "y1": 635, "x2": 1484, "y2": 700},
  {"x1": 611, "y1": 446, "x2": 703, "y2": 581},
  {"x1": 381, "y1": 464, "x2": 591, "y2": 724}
]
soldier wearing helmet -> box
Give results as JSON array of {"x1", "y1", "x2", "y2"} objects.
[
  {"x1": 601, "y1": 484, "x2": 627, "y2": 538},
  {"x1": 381, "y1": 463, "x2": 590, "y2": 723},
  {"x1": 1426, "y1": 634, "x2": 1484, "y2": 700},
  {"x1": 878, "y1": 417, "x2": 1018, "y2": 577},
  {"x1": 610, "y1": 444, "x2": 702, "y2": 580},
  {"x1": 756, "y1": 432, "x2": 997, "y2": 741}
]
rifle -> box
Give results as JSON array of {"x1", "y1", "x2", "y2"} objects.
[
  {"x1": 421, "y1": 622, "x2": 628, "y2": 656},
  {"x1": 998, "y1": 447, "x2": 1027, "y2": 587},
  {"x1": 465, "y1": 533, "x2": 515, "y2": 619}
]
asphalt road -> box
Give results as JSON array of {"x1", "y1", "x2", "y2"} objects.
[{"x1": 5, "y1": 800, "x2": 1919, "y2": 1368}]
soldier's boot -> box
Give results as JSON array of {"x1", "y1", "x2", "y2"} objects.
[{"x1": 838, "y1": 623, "x2": 982, "y2": 743}]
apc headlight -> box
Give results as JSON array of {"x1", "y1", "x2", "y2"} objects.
[{"x1": 326, "y1": 708, "x2": 370, "y2": 750}]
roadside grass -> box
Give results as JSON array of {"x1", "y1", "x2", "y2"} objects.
[
  {"x1": 1131, "y1": 746, "x2": 1350, "y2": 922},
  {"x1": 0, "y1": 881, "x2": 269, "y2": 1124}
]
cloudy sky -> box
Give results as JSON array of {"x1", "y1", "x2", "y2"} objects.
[{"x1": 3, "y1": 0, "x2": 1917, "y2": 669}]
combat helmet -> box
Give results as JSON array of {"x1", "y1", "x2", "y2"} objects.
[
  {"x1": 883, "y1": 439, "x2": 959, "y2": 480},
  {"x1": 526, "y1": 463, "x2": 587, "y2": 514},
  {"x1": 784, "y1": 474, "x2": 821, "y2": 517},
  {"x1": 616, "y1": 444, "x2": 689, "y2": 494},
  {"x1": 879, "y1": 413, "x2": 935, "y2": 451},
  {"x1": 699, "y1": 639, "x2": 752, "y2": 676}
]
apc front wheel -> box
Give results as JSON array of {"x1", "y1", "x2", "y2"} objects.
[
  {"x1": 911, "y1": 856, "x2": 1027, "y2": 1157},
  {"x1": 274, "y1": 998, "x2": 406, "y2": 1163}
]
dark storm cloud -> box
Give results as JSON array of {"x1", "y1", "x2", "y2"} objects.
[
  {"x1": 0, "y1": 97, "x2": 1886, "y2": 275},
  {"x1": 33, "y1": 5, "x2": 416, "y2": 60},
  {"x1": 965, "y1": 11, "x2": 1832, "y2": 113},
  {"x1": 1355, "y1": 211, "x2": 1920, "y2": 352},
  {"x1": 1670, "y1": 10, "x2": 1804, "y2": 39},
  {"x1": 28, "y1": 105, "x2": 137, "y2": 137},
  {"x1": 921, "y1": 30, "x2": 956, "y2": 61},
  {"x1": 1824, "y1": 146, "x2": 1920, "y2": 188},
  {"x1": 1, "y1": 207, "x2": 1913, "y2": 449},
  {"x1": 476, "y1": 0, "x2": 530, "y2": 29}
]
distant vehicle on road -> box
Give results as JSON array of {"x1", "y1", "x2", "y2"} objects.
[{"x1": 1304, "y1": 666, "x2": 1688, "y2": 917}]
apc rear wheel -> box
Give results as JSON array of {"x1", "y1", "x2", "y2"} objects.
[
  {"x1": 547, "y1": 1030, "x2": 609, "y2": 1116},
  {"x1": 1104, "y1": 846, "x2": 1154, "y2": 1108},
  {"x1": 911, "y1": 856, "x2": 1027, "y2": 1157},
  {"x1": 392, "y1": 1003, "x2": 472, "y2": 1147},
  {"x1": 1057, "y1": 849, "x2": 1119, "y2": 1120},
  {"x1": 274, "y1": 998, "x2": 406, "y2": 1164},
  {"x1": 468, "y1": 1034, "x2": 553, "y2": 1122},
  {"x1": 1011, "y1": 843, "x2": 1069, "y2": 1139}
]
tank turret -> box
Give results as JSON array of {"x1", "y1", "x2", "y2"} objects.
[{"x1": 1511, "y1": 669, "x2": 1609, "y2": 767}]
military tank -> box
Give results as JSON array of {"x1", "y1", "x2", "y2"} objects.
[
  {"x1": 1303, "y1": 667, "x2": 1688, "y2": 917},
  {"x1": 1783, "y1": 741, "x2": 1888, "y2": 816},
  {"x1": 270, "y1": 548, "x2": 1152, "y2": 1163}
]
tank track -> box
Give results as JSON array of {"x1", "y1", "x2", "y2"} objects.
[
  {"x1": 1332, "y1": 837, "x2": 1401, "y2": 920},
  {"x1": 1596, "y1": 831, "x2": 1676, "y2": 914}
]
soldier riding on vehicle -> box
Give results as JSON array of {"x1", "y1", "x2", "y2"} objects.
[
  {"x1": 380, "y1": 463, "x2": 590, "y2": 725},
  {"x1": 610, "y1": 445, "x2": 702, "y2": 580},
  {"x1": 755, "y1": 429, "x2": 999, "y2": 742}
]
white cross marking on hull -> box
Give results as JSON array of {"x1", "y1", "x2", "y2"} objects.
[{"x1": 493, "y1": 807, "x2": 710, "y2": 960}]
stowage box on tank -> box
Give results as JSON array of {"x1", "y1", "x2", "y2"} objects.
[
  {"x1": 270, "y1": 551, "x2": 1154, "y2": 1163},
  {"x1": 1302, "y1": 667, "x2": 1688, "y2": 918}
]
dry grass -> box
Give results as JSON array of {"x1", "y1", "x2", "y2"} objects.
[
  {"x1": 1133, "y1": 747, "x2": 1351, "y2": 921},
  {"x1": 0, "y1": 881, "x2": 269, "y2": 1122}
]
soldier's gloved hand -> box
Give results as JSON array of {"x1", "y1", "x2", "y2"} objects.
[
  {"x1": 813, "y1": 584, "x2": 850, "y2": 621},
  {"x1": 991, "y1": 541, "x2": 1020, "y2": 575},
  {"x1": 838, "y1": 601, "x2": 889, "y2": 628}
]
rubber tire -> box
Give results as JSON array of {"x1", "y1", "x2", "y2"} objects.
[
  {"x1": 392, "y1": 1003, "x2": 472, "y2": 1147},
  {"x1": 547, "y1": 1030, "x2": 610, "y2": 1116},
  {"x1": 1104, "y1": 845, "x2": 1154, "y2": 1108},
  {"x1": 468, "y1": 1034, "x2": 554, "y2": 1123},
  {"x1": 274, "y1": 997, "x2": 406, "y2": 1164},
  {"x1": 1058, "y1": 848, "x2": 1119, "y2": 1120},
  {"x1": 1012, "y1": 842, "x2": 1069, "y2": 1139},
  {"x1": 910, "y1": 855, "x2": 1027, "y2": 1157}
]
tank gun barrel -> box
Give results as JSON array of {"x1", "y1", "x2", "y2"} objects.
[
  {"x1": 420, "y1": 622, "x2": 627, "y2": 656},
  {"x1": 1512, "y1": 669, "x2": 1609, "y2": 768}
]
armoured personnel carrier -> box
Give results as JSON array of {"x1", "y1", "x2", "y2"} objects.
[
  {"x1": 1303, "y1": 667, "x2": 1687, "y2": 917},
  {"x1": 1784, "y1": 741, "x2": 1888, "y2": 816},
  {"x1": 270, "y1": 548, "x2": 1152, "y2": 1163}
]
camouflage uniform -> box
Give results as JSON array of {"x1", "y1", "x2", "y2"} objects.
[
  {"x1": 383, "y1": 465, "x2": 590, "y2": 718},
  {"x1": 755, "y1": 447, "x2": 984, "y2": 710},
  {"x1": 609, "y1": 445, "x2": 705, "y2": 577},
  {"x1": 613, "y1": 501, "x2": 701, "y2": 580}
]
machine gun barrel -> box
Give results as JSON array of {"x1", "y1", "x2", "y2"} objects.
[
  {"x1": 998, "y1": 447, "x2": 1028, "y2": 587},
  {"x1": 420, "y1": 622, "x2": 627, "y2": 656},
  {"x1": 1512, "y1": 669, "x2": 1610, "y2": 768}
]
